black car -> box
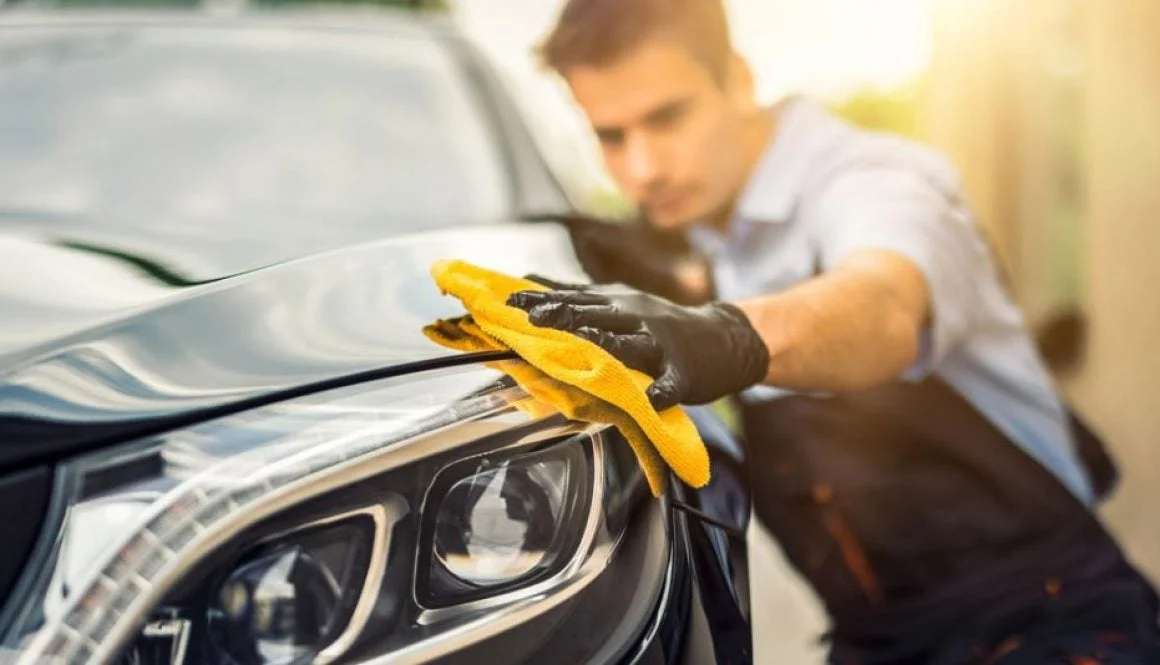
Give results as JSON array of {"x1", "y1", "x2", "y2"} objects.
[{"x1": 0, "y1": 5, "x2": 753, "y2": 664}]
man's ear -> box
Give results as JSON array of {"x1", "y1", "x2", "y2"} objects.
[{"x1": 725, "y1": 52, "x2": 758, "y2": 113}]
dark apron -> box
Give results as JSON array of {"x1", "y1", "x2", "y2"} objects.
[{"x1": 739, "y1": 377, "x2": 1159, "y2": 664}]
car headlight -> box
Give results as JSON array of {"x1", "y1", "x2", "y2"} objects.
[
  {"x1": 428, "y1": 449, "x2": 581, "y2": 590},
  {"x1": 206, "y1": 511, "x2": 381, "y2": 665},
  {"x1": 0, "y1": 364, "x2": 666, "y2": 665}
]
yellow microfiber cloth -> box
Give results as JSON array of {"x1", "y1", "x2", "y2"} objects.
[{"x1": 422, "y1": 259, "x2": 711, "y2": 497}]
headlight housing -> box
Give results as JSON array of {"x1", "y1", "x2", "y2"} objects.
[
  {"x1": 0, "y1": 364, "x2": 667, "y2": 665},
  {"x1": 422, "y1": 442, "x2": 590, "y2": 605}
]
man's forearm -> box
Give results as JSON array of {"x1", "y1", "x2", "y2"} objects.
[{"x1": 732, "y1": 251, "x2": 929, "y2": 392}]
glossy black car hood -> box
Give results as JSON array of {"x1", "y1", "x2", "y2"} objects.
[{"x1": 0, "y1": 221, "x2": 586, "y2": 466}]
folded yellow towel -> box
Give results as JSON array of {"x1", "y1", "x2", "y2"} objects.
[{"x1": 422, "y1": 259, "x2": 711, "y2": 496}]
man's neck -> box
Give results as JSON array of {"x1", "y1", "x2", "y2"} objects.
[{"x1": 706, "y1": 105, "x2": 779, "y2": 232}]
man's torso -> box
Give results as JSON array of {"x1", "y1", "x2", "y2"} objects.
[{"x1": 686, "y1": 95, "x2": 1094, "y2": 506}]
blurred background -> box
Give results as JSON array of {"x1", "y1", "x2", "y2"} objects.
[{"x1": 449, "y1": 0, "x2": 1160, "y2": 659}]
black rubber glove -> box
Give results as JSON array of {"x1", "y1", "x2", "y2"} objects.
[
  {"x1": 531, "y1": 213, "x2": 713, "y2": 306},
  {"x1": 509, "y1": 279, "x2": 770, "y2": 411}
]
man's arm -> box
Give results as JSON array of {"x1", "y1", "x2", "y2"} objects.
[
  {"x1": 734, "y1": 249, "x2": 931, "y2": 392},
  {"x1": 511, "y1": 167, "x2": 987, "y2": 410},
  {"x1": 510, "y1": 247, "x2": 934, "y2": 410}
]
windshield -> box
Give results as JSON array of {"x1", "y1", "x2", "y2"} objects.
[{"x1": 0, "y1": 22, "x2": 512, "y2": 235}]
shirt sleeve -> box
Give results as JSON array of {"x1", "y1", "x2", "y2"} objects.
[{"x1": 812, "y1": 166, "x2": 995, "y2": 380}]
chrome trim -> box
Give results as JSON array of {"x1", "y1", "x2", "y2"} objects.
[
  {"x1": 375, "y1": 548, "x2": 617, "y2": 665},
  {"x1": 309, "y1": 500, "x2": 405, "y2": 665},
  {"x1": 138, "y1": 617, "x2": 191, "y2": 665},
  {"x1": 363, "y1": 487, "x2": 666, "y2": 665},
  {"x1": 413, "y1": 429, "x2": 607, "y2": 627},
  {"x1": 17, "y1": 387, "x2": 534, "y2": 665},
  {"x1": 231, "y1": 502, "x2": 406, "y2": 665}
]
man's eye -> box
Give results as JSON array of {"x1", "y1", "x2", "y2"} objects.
[
  {"x1": 596, "y1": 129, "x2": 624, "y2": 147},
  {"x1": 648, "y1": 103, "x2": 687, "y2": 129}
]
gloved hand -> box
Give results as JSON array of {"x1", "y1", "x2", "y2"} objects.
[
  {"x1": 508, "y1": 278, "x2": 770, "y2": 411},
  {"x1": 541, "y1": 213, "x2": 713, "y2": 306}
]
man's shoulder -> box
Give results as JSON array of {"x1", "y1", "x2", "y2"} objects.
[{"x1": 791, "y1": 97, "x2": 965, "y2": 200}]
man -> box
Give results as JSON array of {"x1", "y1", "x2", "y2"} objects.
[{"x1": 508, "y1": 0, "x2": 1160, "y2": 663}]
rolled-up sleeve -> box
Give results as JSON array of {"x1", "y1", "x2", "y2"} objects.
[{"x1": 813, "y1": 167, "x2": 993, "y2": 379}]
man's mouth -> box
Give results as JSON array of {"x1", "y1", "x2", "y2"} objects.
[{"x1": 649, "y1": 191, "x2": 691, "y2": 215}]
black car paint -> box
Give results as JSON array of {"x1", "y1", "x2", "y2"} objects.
[
  {"x1": 0, "y1": 466, "x2": 52, "y2": 618},
  {"x1": 0, "y1": 11, "x2": 753, "y2": 664},
  {"x1": 0, "y1": 224, "x2": 588, "y2": 466}
]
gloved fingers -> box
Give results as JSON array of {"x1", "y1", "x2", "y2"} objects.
[
  {"x1": 524, "y1": 302, "x2": 640, "y2": 334},
  {"x1": 645, "y1": 366, "x2": 684, "y2": 411},
  {"x1": 507, "y1": 289, "x2": 606, "y2": 310},
  {"x1": 573, "y1": 327, "x2": 664, "y2": 376},
  {"x1": 522, "y1": 274, "x2": 589, "y2": 291}
]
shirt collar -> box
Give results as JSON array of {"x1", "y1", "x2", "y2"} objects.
[
  {"x1": 686, "y1": 95, "x2": 815, "y2": 257},
  {"x1": 734, "y1": 94, "x2": 813, "y2": 225}
]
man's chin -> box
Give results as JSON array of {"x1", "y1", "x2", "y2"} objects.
[{"x1": 644, "y1": 205, "x2": 703, "y2": 231}]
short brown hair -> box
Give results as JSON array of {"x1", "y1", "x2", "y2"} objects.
[{"x1": 537, "y1": 0, "x2": 732, "y2": 84}]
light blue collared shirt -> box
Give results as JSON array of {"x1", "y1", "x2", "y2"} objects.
[{"x1": 688, "y1": 96, "x2": 1094, "y2": 507}]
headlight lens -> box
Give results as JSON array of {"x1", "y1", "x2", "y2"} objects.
[
  {"x1": 206, "y1": 517, "x2": 374, "y2": 665},
  {"x1": 424, "y1": 443, "x2": 589, "y2": 605},
  {"x1": 0, "y1": 365, "x2": 652, "y2": 665},
  {"x1": 434, "y1": 461, "x2": 569, "y2": 585},
  {"x1": 216, "y1": 548, "x2": 338, "y2": 662}
]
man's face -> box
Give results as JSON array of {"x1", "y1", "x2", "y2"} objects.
[{"x1": 563, "y1": 35, "x2": 751, "y2": 229}]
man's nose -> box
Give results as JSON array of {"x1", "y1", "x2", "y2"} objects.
[{"x1": 623, "y1": 133, "x2": 662, "y2": 190}]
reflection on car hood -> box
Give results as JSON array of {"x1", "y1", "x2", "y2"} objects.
[{"x1": 0, "y1": 220, "x2": 585, "y2": 465}]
